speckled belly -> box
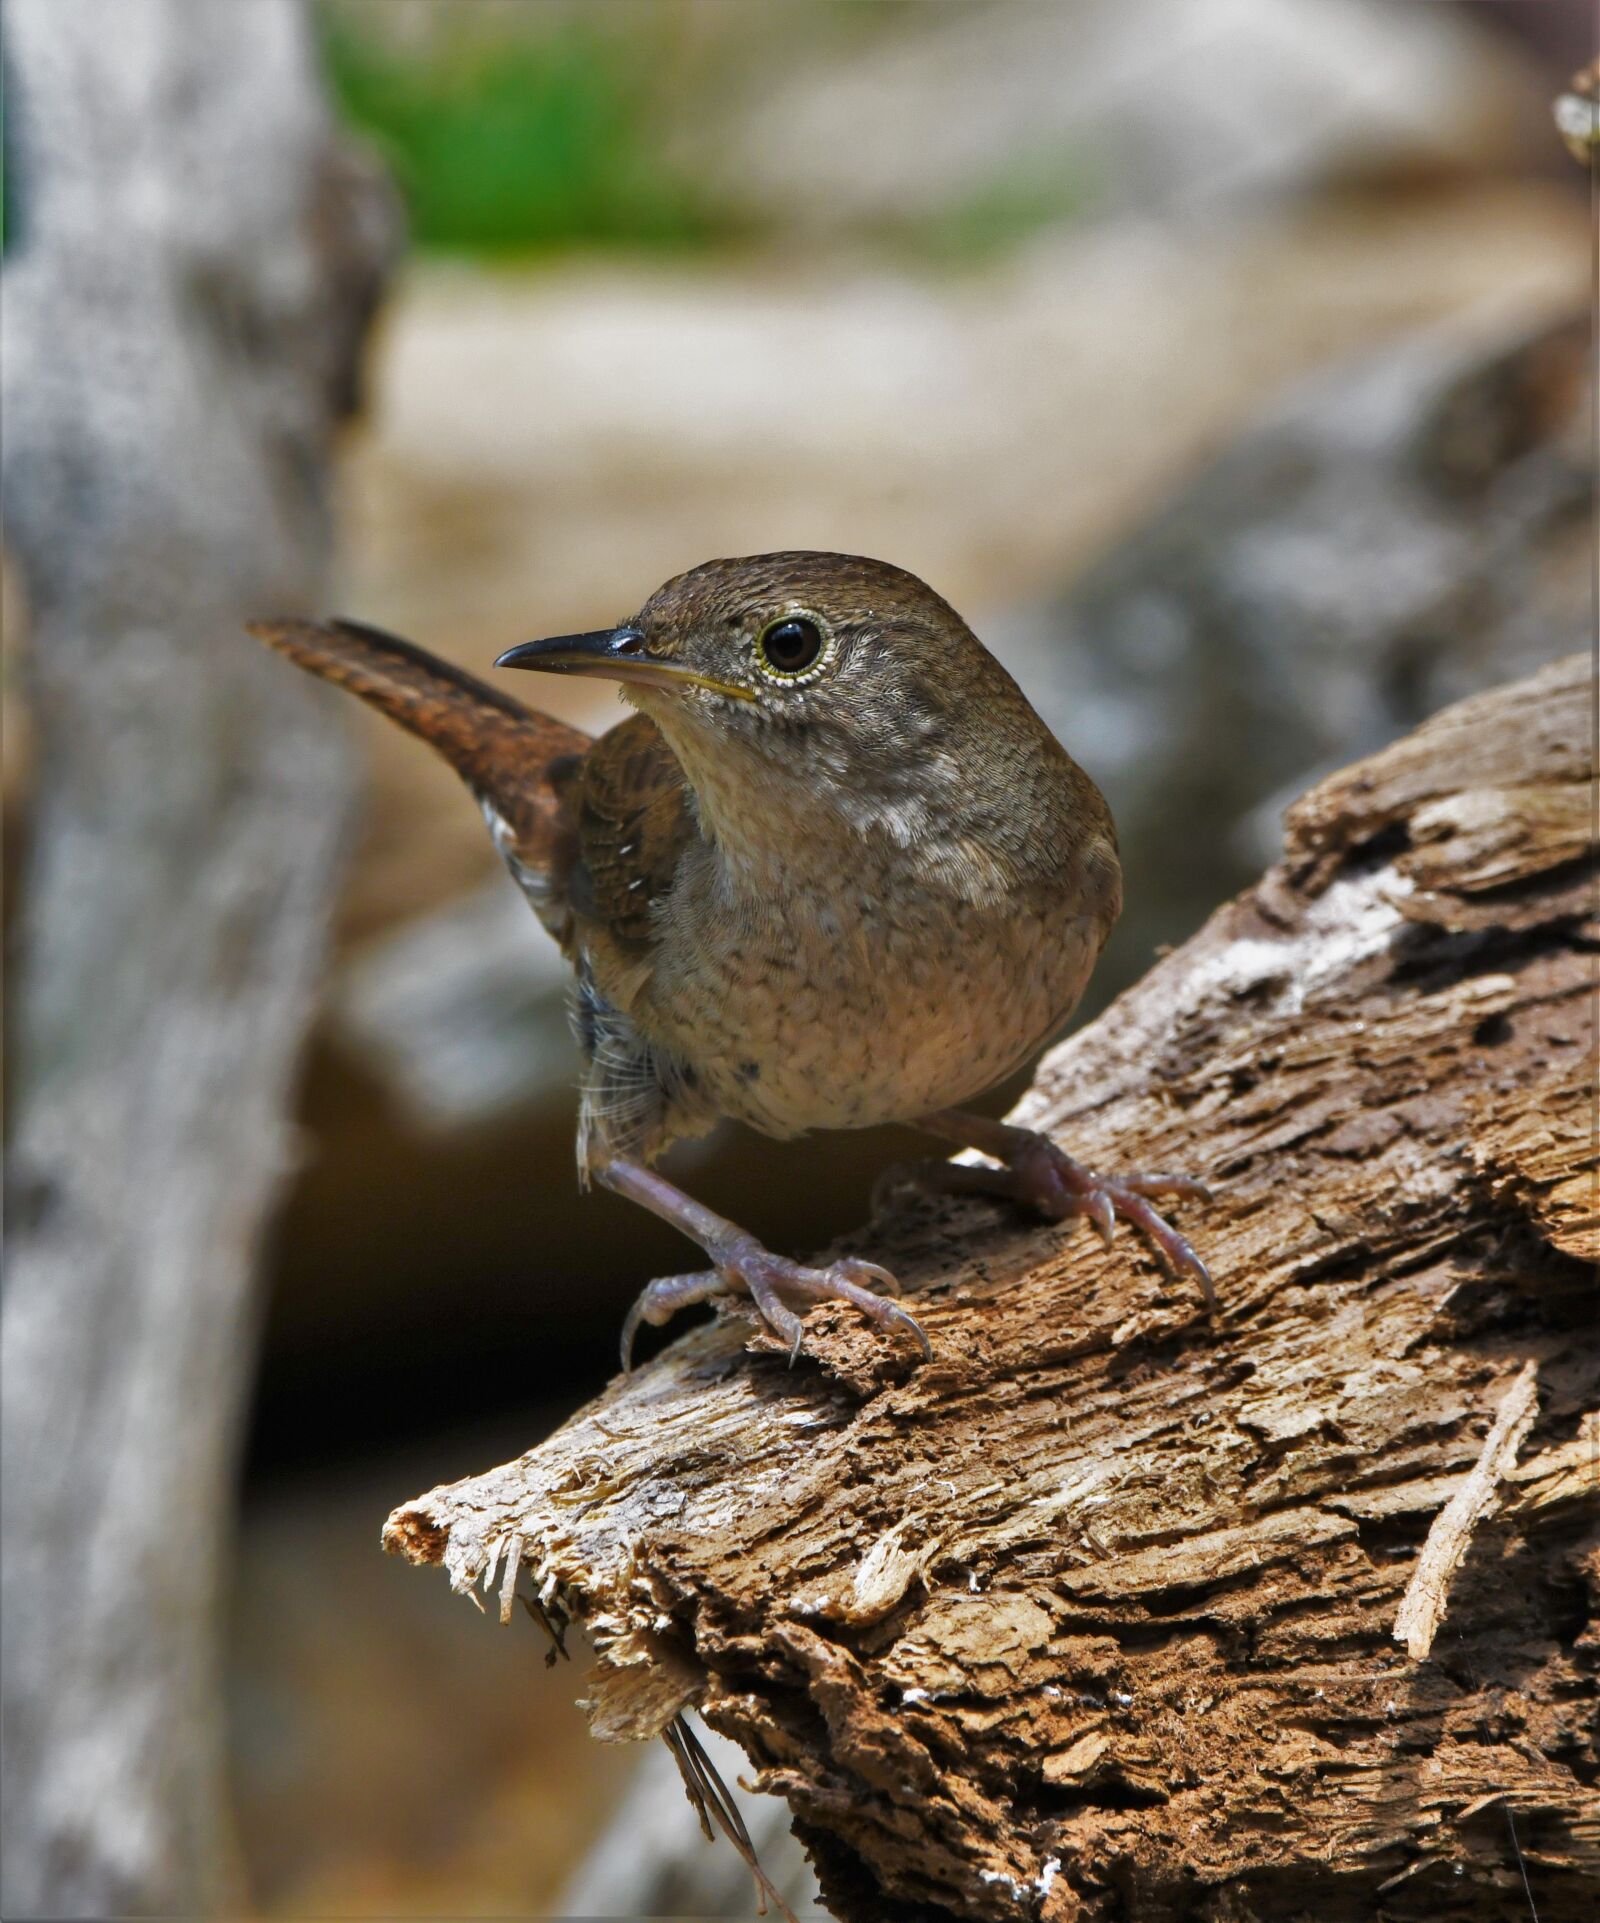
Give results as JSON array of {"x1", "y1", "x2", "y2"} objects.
[{"x1": 640, "y1": 883, "x2": 1100, "y2": 1139}]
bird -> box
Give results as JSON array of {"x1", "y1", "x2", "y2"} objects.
[{"x1": 250, "y1": 551, "x2": 1211, "y2": 1367}]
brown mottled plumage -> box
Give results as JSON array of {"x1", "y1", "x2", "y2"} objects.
[{"x1": 251, "y1": 553, "x2": 1210, "y2": 1366}]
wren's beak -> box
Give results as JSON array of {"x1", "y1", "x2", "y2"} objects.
[{"x1": 495, "y1": 627, "x2": 753, "y2": 701}]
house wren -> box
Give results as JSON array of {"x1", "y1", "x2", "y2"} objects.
[{"x1": 252, "y1": 552, "x2": 1210, "y2": 1365}]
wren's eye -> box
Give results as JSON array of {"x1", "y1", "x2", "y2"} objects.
[{"x1": 755, "y1": 614, "x2": 826, "y2": 680}]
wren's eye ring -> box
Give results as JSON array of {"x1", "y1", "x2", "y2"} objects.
[{"x1": 754, "y1": 613, "x2": 828, "y2": 681}]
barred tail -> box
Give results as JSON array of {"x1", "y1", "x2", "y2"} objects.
[{"x1": 248, "y1": 616, "x2": 590, "y2": 909}]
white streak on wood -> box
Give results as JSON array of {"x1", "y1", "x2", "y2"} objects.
[{"x1": 1012, "y1": 866, "x2": 1415, "y2": 1134}]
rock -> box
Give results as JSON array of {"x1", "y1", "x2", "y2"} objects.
[
  {"x1": 993, "y1": 307, "x2": 1591, "y2": 1008},
  {"x1": 556, "y1": 1723, "x2": 826, "y2": 1920},
  {"x1": 333, "y1": 882, "x2": 573, "y2": 1133},
  {"x1": 700, "y1": 0, "x2": 1555, "y2": 235}
]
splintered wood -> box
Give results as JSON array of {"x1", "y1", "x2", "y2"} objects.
[{"x1": 386, "y1": 656, "x2": 1598, "y2": 1923}]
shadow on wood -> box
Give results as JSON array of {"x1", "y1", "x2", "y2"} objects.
[{"x1": 386, "y1": 655, "x2": 1597, "y2": 1922}]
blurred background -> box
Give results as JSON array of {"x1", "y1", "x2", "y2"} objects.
[{"x1": 2, "y1": 1, "x2": 1592, "y2": 1916}]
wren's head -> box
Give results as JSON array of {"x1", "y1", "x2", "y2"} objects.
[
  {"x1": 497, "y1": 552, "x2": 1116, "y2": 894},
  {"x1": 499, "y1": 552, "x2": 1002, "y2": 718}
]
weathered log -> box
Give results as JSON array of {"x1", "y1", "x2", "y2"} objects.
[
  {"x1": 0, "y1": 3, "x2": 396, "y2": 1913},
  {"x1": 386, "y1": 654, "x2": 1597, "y2": 1922}
]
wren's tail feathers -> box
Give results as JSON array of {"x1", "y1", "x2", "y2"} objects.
[{"x1": 248, "y1": 616, "x2": 590, "y2": 915}]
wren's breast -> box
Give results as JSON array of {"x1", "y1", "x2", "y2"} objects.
[{"x1": 636, "y1": 847, "x2": 1105, "y2": 1140}]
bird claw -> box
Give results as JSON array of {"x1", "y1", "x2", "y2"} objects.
[
  {"x1": 916, "y1": 1128, "x2": 1216, "y2": 1311},
  {"x1": 1081, "y1": 1189, "x2": 1117, "y2": 1248},
  {"x1": 620, "y1": 1268, "x2": 728, "y2": 1370},
  {"x1": 619, "y1": 1243, "x2": 930, "y2": 1370},
  {"x1": 837, "y1": 1255, "x2": 902, "y2": 1298},
  {"x1": 1030, "y1": 1151, "x2": 1216, "y2": 1311},
  {"x1": 733, "y1": 1246, "x2": 932, "y2": 1364},
  {"x1": 1116, "y1": 1171, "x2": 1214, "y2": 1206}
]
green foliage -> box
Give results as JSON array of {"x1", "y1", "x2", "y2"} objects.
[
  {"x1": 890, "y1": 151, "x2": 1090, "y2": 270},
  {"x1": 314, "y1": 2, "x2": 1087, "y2": 268},
  {"x1": 317, "y1": 8, "x2": 739, "y2": 257}
]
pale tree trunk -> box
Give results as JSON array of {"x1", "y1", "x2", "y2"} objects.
[
  {"x1": 387, "y1": 655, "x2": 1598, "y2": 1922},
  {"x1": 1, "y1": 2, "x2": 395, "y2": 1914}
]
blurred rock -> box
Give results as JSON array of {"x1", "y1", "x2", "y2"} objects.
[
  {"x1": 557, "y1": 1722, "x2": 828, "y2": 1920},
  {"x1": 700, "y1": 0, "x2": 1557, "y2": 235},
  {"x1": 996, "y1": 306, "x2": 1591, "y2": 1003},
  {"x1": 333, "y1": 882, "x2": 572, "y2": 1133}
]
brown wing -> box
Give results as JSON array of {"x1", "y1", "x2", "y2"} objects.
[
  {"x1": 249, "y1": 616, "x2": 592, "y2": 935},
  {"x1": 565, "y1": 713, "x2": 695, "y2": 949}
]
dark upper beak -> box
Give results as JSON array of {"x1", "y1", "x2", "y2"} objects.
[{"x1": 494, "y1": 627, "x2": 752, "y2": 700}]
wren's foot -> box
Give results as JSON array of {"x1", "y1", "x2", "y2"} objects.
[
  {"x1": 595, "y1": 1153, "x2": 931, "y2": 1369},
  {"x1": 913, "y1": 1110, "x2": 1215, "y2": 1310},
  {"x1": 620, "y1": 1243, "x2": 930, "y2": 1370}
]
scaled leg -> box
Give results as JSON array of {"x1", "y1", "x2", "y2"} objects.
[{"x1": 595, "y1": 1154, "x2": 931, "y2": 1367}]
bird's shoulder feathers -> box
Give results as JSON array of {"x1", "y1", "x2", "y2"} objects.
[{"x1": 563, "y1": 714, "x2": 697, "y2": 949}]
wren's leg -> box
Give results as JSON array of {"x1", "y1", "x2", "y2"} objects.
[
  {"x1": 595, "y1": 1154, "x2": 931, "y2": 1369},
  {"x1": 914, "y1": 1109, "x2": 1216, "y2": 1310}
]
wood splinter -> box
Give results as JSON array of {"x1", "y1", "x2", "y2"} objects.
[{"x1": 1393, "y1": 1359, "x2": 1542, "y2": 1663}]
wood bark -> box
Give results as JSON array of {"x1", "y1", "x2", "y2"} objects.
[
  {"x1": 386, "y1": 653, "x2": 1598, "y2": 1922},
  {"x1": 0, "y1": 3, "x2": 396, "y2": 1914}
]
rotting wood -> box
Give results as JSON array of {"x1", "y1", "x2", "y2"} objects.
[{"x1": 386, "y1": 654, "x2": 1598, "y2": 1923}]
